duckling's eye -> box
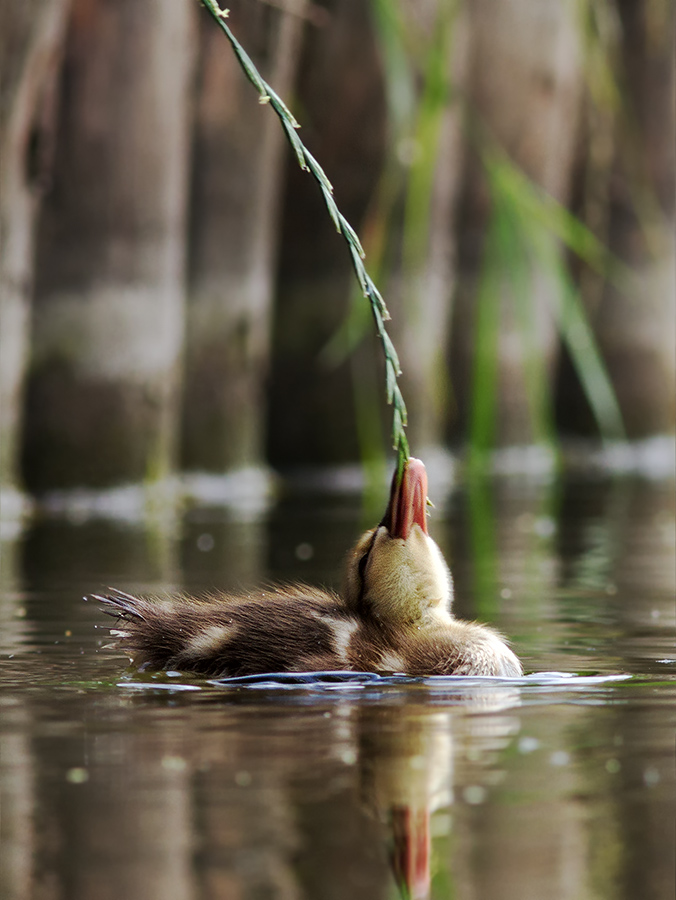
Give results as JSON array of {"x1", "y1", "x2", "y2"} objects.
[
  {"x1": 357, "y1": 552, "x2": 369, "y2": 582},
  {"x1": 356, "y1": 529, "x2": 378, "y2": 588}
]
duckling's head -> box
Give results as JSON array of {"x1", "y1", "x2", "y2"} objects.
[{"x1": 344, "y1": 458, "x2": 453, "y2": 627}]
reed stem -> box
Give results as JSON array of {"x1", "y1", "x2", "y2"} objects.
[{"x1": 201, "y1": 1, "x2": 410, "y2": 475}]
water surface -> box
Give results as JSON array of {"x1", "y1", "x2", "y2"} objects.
[{"x1": 1, "y1": 474, "x2": 674, "y2": 900}]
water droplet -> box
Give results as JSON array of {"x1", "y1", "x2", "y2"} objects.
[
  {"x1": 518, "y1": 736, "x2": 540, "y2": 754},
  {"x1": 295, "y1": 542, "x2": 314, "y2": 561},
  {"x1": 66, "y1": 767, "x2": 89, "y2": 784},
  {"x1": 197, "y1": 533, "x2": 215, "y2": 552},
  {"x1": 339, "y1": 748, "x2": 357, "y2": 766},
  {"x1": 396, "y1": 137, "x2": 422, "y2": 166},
  {"x1": 534, "y1": 517, "x2": 555, "y2": 538},
  {"x1": 463, "y1": 785, "x2": 487, "y2": 805},
  {"x1": 549, "y1": 751, "x2": 570, "y2": 767},
  {"x1": 644, "y1": 767, "x2": 660, "y2": 787}
]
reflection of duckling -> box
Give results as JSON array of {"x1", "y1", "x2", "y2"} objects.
[
  {"x1": 96, "y1": 458, "x2": 522, "y2": 677},
  {"x1": 360, "y1": 707, "x2": 454, "y2": 900}
]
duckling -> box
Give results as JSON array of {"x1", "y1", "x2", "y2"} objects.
[{"x1": 95, "y1": 458, "x2": 522, "y2": 678}]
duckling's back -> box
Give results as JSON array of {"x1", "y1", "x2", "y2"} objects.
[
  {"x1": 97, "y1": 587, "x2": 358, "y2": 677},
  {"x1": 97, "y1": 588, "x2": 521, "y2": 678}
]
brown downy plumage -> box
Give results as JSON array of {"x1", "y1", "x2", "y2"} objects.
[{"x1": 94, "y1": 458, "x2": 522, "y2": 678}]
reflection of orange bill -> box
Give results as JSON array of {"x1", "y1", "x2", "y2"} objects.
[{"x1": 389, "y1": 805, "x2": 431, "y2": 900}]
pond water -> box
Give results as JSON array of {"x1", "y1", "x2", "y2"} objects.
[{"x1": 1, "y1": 473, "x2": 674, "y2": 900}]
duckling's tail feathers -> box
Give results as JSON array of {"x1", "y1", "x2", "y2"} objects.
[
  {"x1": 92, "y1": 589, "x2": 148, "y2": 623},
  {"x1": 91, "y1": 589, "x2": 191, "y2": 670}
]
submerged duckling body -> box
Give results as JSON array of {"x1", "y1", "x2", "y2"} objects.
[{"x1": 96, "y1": 459, "x2": 522, "y2": 678}]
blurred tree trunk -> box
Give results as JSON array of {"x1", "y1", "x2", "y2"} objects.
[
  {"x1": 182, "y1": 2, "x2": 304, "y2": 475},
  {"x1": 387, "y1": 0, "x2": 469, "y2": 457},
  {"x1": 267, "y1": 0, "x2": 387, "y2": 468},
  {"x1": 0, "y1": 0, "x2": 70, "y2": 509},
  {"x1": 567, "y1": 0, "x2": 675, "y2": 438},
  {"x1": 450, "y1": 0, "x2": 584, "y2": 447},
  {"x1": 610, "y1": 0, "x2": 676, "y2": 437},
  {"x1": 22, "y1": 0, "x2": 195, "y2": 492}
]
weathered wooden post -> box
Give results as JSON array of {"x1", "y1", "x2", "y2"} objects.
[
  {"x1": 591, "y1": 0, "x2": 675, "y2": 438},
  {"x1": 267, "y1": 0, "x2": 387, "y2": 467},
  {"x1": 450, "y1": 0, "x2": 584, "y2": 449},
  {"x1": 0, "y1": 0, "x2": 70, "y2": 515},
  {"x1": 22, "y1": 0, "x2": 195, "y2": 496},
  {"x1": 182, "y1": 1, "x2": 303, "y2": 479}
]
